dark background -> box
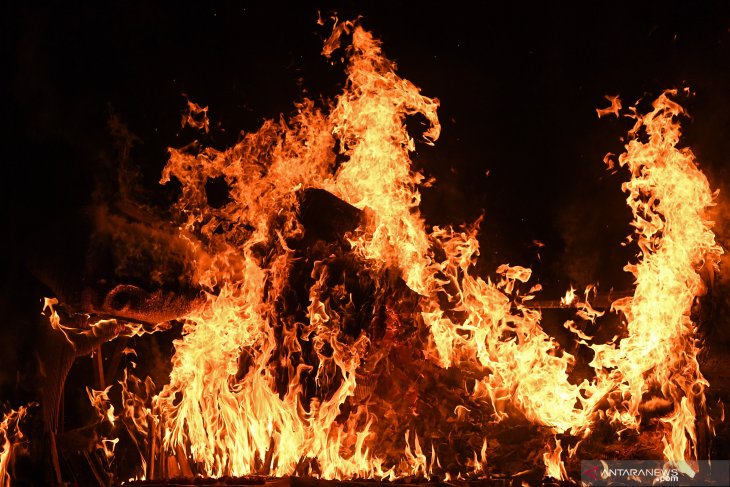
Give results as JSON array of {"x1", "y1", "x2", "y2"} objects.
[
  {"x1": 1, "y1": 1, "x2": 729, "y2": 396},
  {"x1": 3, "y1": 1, "x2": 730, "y2": 291}
]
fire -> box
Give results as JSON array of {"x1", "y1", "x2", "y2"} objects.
[
  {"x1": 20, "y1": 18, "x2": 722, "y2": 484},
  {"x1": 591, "y1": 89, "x2": 723, "y2": 471},
  {"x1": 152, "y1": 19, "x2": 444, "y2": 479},
  {"x1": 596, "y1": 95, "x2": 622, "y2": 118},
  {"x1": 543, "y1": 438, "x2": 567, "y2": 481},
  {"x1": 0, "y1": 406, "x2": 31, "y2": 487},
  {"x1": 561, "y1": 286, "x2": 576, "y2": 306}
]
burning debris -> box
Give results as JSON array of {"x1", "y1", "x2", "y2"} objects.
[{"x1": 1, "y1": 16, "x2": 726, "y2": 487}]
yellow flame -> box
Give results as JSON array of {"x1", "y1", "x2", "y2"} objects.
[
  {"x1": 591, "y1": 90, "x2": 722, "y2": 468},
  {"x1": 561, "y1": 286, "x2": 576, "y2": 306},
  {"x1": 543, "y1": 438, "x2": 567, "y2": 481}
]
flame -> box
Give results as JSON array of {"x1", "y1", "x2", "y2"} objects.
[
  {"x1": 181, "y1": 95, "x2": 210, "y2": 133},
  {"x1": 42, "y1": 296, "x2": 169, "y2": 346},
  {"x1": 596, "y1": 95, "x2": 622, "y2": 118},
  {"x1": 0, "y1": 406, "x2": 31, "y2": 487},
  {"x1": 87, "y1": 386, "x2": 116, "y2": 426},
  {"x1": 542, "y1": 438, "x2": 567, "y2": 481},
  {"x1": 30, "y1": 18, "x2": 721, "y2": 483},
  {"x1": 576, "y1": 285, "x2": 604, "y2": 323},
  {"x1": 151, "y1": 19, "x2": 444, "y2": 478},
  {"x1": 466, "y1": 438, "x2": 488, "y2": 476},
  {"x1": 561, "y1": 286, "x2": 576, "y2": 306},
  {"x1": 168, "y1": 14, "x2": 597, "y2": 468},
  {"x1": 323, "y1": 20, "x2": 440, "y2": 294},
  {"x1": 593, "y1": 90, "x2": 723, "y2": 470},
  {"x1": 128, "y1": 27, "x2": 722, "y2": 480}
]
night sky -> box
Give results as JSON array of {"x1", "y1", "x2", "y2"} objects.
[{"x1": 2, "y1": 0, "x2": 730, "y2": 424}]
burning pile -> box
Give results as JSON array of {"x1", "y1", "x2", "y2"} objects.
[{"x1": 1, "y1": 18, "x2": 724, "y2": 485}]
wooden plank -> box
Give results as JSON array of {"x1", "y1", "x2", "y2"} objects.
[
  {"x1": 175, "y1": 443, "x2": 193, "y2": 478},
  {"x1": 104, "y1": 336, "x2": 130, "y2": 387},
  {"x1": 166, "y1": 455, "x2": 180, "y2": 478},
  {"x1": 81, "y1": 449, "x2": 106, "y2": 487},
  {"x1": 525, "y1": 290, "x2": 633, "y2": 310},
  {"x1": 91, "y1": 345, "x2": 106, "y2": 390},
  {"x1": 49, "y1": 430, "x2": 64, "y2": 485},
  {"x1": 147, "y1": 414, "x2": 157, "y2": 480}
]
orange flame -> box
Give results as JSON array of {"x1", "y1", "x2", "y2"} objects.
[{"x1": 596, "y1": 95, "x2": 622, "y2": 118}]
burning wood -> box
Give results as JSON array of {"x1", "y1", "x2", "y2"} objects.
[
  {"x1": 1, "y1": 16, "x2": 725, "y2": 487},
  {"x1": 526, "y1": 289, "x2": 633, "y2": 310}
]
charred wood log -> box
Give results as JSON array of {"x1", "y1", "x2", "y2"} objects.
[
  {"x1": 298, "y1": 188, "x2": 363, "y2": 245},
  {"x1": 524, "y1": 289, "x2": 633, "y2": 310}
]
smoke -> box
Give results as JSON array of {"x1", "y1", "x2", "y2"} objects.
[
  {"x1": 704, "y1": 189, "x2": 730, "y2": 349},
  {"x1": 105, "y1": 109, "x2": 144, "y2": 207},
  {"x1": 555, "y1": 205, "x2": 602, "y2": 289},
  {"x1": 551, "y1": 184, "x2": 634, "y2": 296}
]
